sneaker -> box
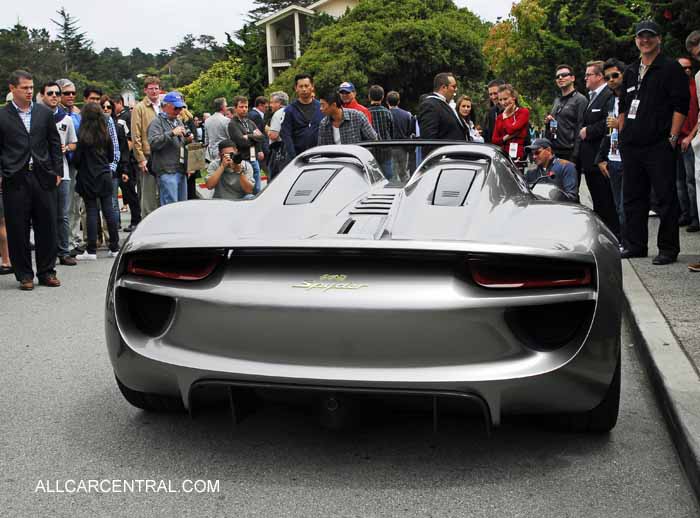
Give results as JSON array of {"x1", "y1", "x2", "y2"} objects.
[
  {"x1": 689, "y1": 262, "x2": 700, "y2": 272},
  {"x1": 108, "y1": 250, "x2": 120, "y2": 258},
  {"x1": 75, "y1": 251, "x2": 97, "y2": 261}
]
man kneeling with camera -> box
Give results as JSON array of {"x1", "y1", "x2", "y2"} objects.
[{"x1": 205, "y1": 139, "x2": 255, "y2": 200}]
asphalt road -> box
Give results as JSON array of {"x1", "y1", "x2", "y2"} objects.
[{"x1": 1, "y1": 250, "x2": 698, "y2": 518}]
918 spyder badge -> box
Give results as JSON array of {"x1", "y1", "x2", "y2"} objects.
[{"x1": 292, "y1": 274, "x2": 368, "y2": 291}]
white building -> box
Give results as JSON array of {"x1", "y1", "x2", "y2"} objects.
[{"x1": 255, "y1": 0, "x2": 359, "y2": 84}]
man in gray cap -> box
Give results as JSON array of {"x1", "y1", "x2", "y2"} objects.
[
  {"x1": 618, "y1": 20, "x2": 689, "y2": 264},
  {"x1": 524, "y1": 138, "x2": 579, "y2": 202}
]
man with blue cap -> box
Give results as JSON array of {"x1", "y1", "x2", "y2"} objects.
[
  {"x1": 147, "y1": 91, "x2": 193, "y2": 206},
  {"x1": 338, "y1": 81, "x2": 372, "y2": 125}
]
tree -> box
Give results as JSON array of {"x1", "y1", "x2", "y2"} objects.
[
  {"x1": 651, "y1": 1, "x2": 700, "y2": 56},
  {"x1": 0, "y1": 23, "x2": 63, "y2": 98},
  {"x1": 179, "y1": 57, "x2": 244, "y2": 115},
  {"x1": 268, "y1": 0, "x2": 488, "y2": 110},
  {"x1": 51, "y1": 7, "x2": 94, "y2": 74}
]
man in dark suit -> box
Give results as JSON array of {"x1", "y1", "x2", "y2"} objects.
[
  {"x1": 417, "y1": 72, "x2": 467, "y2": 142},
  {"x1": 578, "y1": 60, "x2": 620, "y2": 238},
  {"x1": 0, "y1": 70, "x2": 63, "y2": 290},
  {"x1": 248, "y1": 96, "x2": 269, "y2": 180}
]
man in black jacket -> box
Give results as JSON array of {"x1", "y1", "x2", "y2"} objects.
[
  {"x1": 619, "y1": 21, "x2": 689, "y2": 264},
  {"x1": 578, "y1": 60, "x2": 619, "y2": 239},
  {"x1": 417, "y1": 72, "x2": 467, "y2": 142},
  {"x1": 0, "y1": 70, "x2": 63, "y2": 290},
  {"x1": 228, "y1": 96, "x2": 264, "y2": 194}
]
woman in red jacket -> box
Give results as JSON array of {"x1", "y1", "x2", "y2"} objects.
[{"x1": 491, "y1": 84, "x2": 530, "y2": 160}]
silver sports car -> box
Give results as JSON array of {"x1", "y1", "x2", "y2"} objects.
[{"x1": 105, "y1": 142, "x2": 622, "y2": 433}]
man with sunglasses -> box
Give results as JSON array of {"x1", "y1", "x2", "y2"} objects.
[
  {"x1": 41, "y1": 82, "x2": 77, "y2": 266},
  {"x1": 618, "y1": 20, "x2": 689, "y2": 265},
  {"x1": 147, "y1": 92, "x2": 193, "y2": 206},
  {"x1": 595, "y1": 59, "x2": 626, "y2": 246},
  {"x1": 56, "y1": 78, "x2": 85, "y2": 256},
  {"x1": 545, "y1": 65, "x2": 587, "y2": 161}
]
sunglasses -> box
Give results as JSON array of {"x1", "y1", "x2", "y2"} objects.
[
  {"x1": 103, "y1": 105, "x2": 112, "y2": 109},
  {"x1": 555, "y1": 72, "x2": 572, "y2": 79},
  {"x1": 62, "y1": 91, "x2": 76, "y2": 96},
  {"x1": 682, "y1": 66, "x2": 693, "y2": 70},
  {"x1": 604, "y1": 72, "x2": 621, "y2": 80},
  {"x1": 44, "y1": 91, "x2": 61, "y2": 96}
]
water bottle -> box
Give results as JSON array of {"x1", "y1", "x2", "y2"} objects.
[
  {"x1": 550, "y1": 119, "x2": 558, "y2": 140},
  {"x1": 610, "y1": 130, "x2": 619, "y2": 155}
]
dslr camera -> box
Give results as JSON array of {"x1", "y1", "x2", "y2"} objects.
[{"x1": 226, "y1": 153, "x2": 243, "y2": 164}]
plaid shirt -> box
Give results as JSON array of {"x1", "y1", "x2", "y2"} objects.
[
  {"x1": 368, "y1": 105, "x2": 394, "y2": 140},
  {"x1": 318, "y1": 108, "x2": 377, "y2": 146},
  {"x1": 106, "y1": 115, "x2": 120, "y2": 173}
]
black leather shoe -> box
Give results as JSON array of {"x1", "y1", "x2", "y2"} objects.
[
  {"x1": 652, "y1": 254, "x2": 676, "y2": 265},
  {"x1": 0, "y1": 264, "x2": 13, "y2": 275},
  {"x1": 620, "y1": 249, "x2": 647, "y2": 259},
  {"x1": 687, "y1": 224, "x2": 700, "y2": 233}
]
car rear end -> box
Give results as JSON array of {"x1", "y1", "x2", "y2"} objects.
[{"x1": 105, "y1": 241, "x2": 620, "y2": 427}]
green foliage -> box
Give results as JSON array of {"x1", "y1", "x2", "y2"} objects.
[
  {"x1": 179, "y1": 58, "x2": 244, "y2": 115},
  {"x1": 0, "y1": 23, "x2": 63, "y2": 97},
  {"x1": 226, "y1": 23, "x2": 268, "y2": 101},
  {"x1": 268, "y1": 0, "x2": 488, "y2": 111},
  {"x1": 51, "y1": 8, "x2": 94, "y2": 74},
  {"x1": 651, "y1": 1, "x2": 700, "y2": 57}
]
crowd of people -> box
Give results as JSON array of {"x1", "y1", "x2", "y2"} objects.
[{"x1": 1, "y1": 20, "x2": 699, "y2": 291}]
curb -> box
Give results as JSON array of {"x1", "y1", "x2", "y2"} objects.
[{"x1": 622, "y1": 260, "x2": 700, "y2": 502}]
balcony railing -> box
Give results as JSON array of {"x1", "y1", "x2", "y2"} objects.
[{"x1": 271, "y1": 45, "x2": 295, "y2": 63}]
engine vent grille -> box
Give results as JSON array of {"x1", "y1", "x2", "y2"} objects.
[{"x1": 349, "y1": 193, "x2": 396, "y2": 215}]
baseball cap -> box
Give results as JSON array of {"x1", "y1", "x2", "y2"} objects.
[
  {"x1": 525, "y1": 138, "x2": 554, "y2": 152},
  {"x1": 338, "y1": 81, "x2": 355, "y2": 93},
  {"x1": 162, "y1": 91, "x2": 186, "y2": 108},
  {"x1": 634, "y1": 20, "x2": 660, "y2": 37}
]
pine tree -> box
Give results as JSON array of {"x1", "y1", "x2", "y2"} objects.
[{"x1": 50, "y1": 7, "x2": 94, "y2": 73}]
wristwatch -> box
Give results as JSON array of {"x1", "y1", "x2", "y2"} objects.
[{"x1": 669, "y1": 134, "x2": 679, "y2": 144}]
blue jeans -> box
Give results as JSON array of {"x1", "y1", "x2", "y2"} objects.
[
  {"x1": 158, "y1": 173, "x2": 187, "y2": 206},
  {"x1": 607, "y1": 161, "x2": 624, "y2": 236},
  {"x1": 83, "y1": 193, "x2": 119, "y2": 254},
  {"x1": 248, "y1": 160, "x2": 261, "y2": 194},
  {"x1": 56, "y1": 179, "x2": 72, "y2": 257}
]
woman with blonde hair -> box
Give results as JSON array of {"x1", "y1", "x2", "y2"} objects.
[{"x1": 491, "y1": 84, "x2": 530, "y2": 160}]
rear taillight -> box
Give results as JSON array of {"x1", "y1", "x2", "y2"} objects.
[
  {"x1": 126, "y1": 250, "x2": 224, "y2": 281},
  {"x1": 469, "y1": 258, "x2": 592, "y2": 289}
]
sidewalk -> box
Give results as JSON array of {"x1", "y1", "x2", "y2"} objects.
[{"x1": 623, "y1": 216, "x2": 700, "y2": 500}]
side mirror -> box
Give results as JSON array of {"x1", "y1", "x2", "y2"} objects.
[{"x1": 528, "y1": 172, "x2": 555, "y2": 190}]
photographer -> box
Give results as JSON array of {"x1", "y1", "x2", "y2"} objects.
[
  {"x1": 147, "y1": 91, "x2": 193, "y2": 206},
  {"x1": 205, "y1": 140, "x2": 254, "y2": 200}
]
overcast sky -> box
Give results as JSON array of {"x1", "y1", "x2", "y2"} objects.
[{"x1": 1, "y1": 0, "x2": 516, "y2": 54}]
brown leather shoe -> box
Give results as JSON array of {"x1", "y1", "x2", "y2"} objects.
[
  {"x1": 19, "y1": 279, "x2": 34, "y2": 291},
  {"x1": 59, "y1": 256, "x2": 77, "y2": 266},
  {"x1": 38, "y1": 274, "x2": 61, "y2": 287}
]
